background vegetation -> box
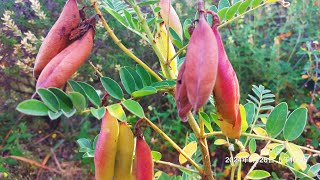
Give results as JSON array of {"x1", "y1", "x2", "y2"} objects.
[{"x1": 0, "y1": 0, "x2": 319, "y2": 179}]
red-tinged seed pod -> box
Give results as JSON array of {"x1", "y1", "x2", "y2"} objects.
[
  {"x1": 114, "y1": 122, "x2": 134, "y2": 180},
  {"x1": 36, "y1": 27, "x2": 94, "y2": 89},
  {"x1": 219, "y1": 108, "x2": 241, "y2": 139},
  {"x1": 175, "y1": 61, "x2": 192, "y2": 121},
  {"x1": 184, "y1": 13, "x2": 218, "y2": 111},
  {"x1": 33, "y1": 0, "x2": 80, "y2": 80},
  {"x1": 94, "y1": 112, "x2": 119, "y2": 180},
  {"x1": 211, "y1": 14, "x2": 241, "y2": 139},
  {"x1": 159, "y1": 0, "x2": 183, "y2": 39},
  {"x1": 132, "y1": 136, "x2": 154, "y2": 180}
]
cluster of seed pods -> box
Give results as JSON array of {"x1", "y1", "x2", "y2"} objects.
[
  {"x1": 94, "y1": 115, "x2": 153, "y2": 180},
  {"x1": 175, "y1": 10, "x2": 241, "y2": 138},
  {"x1": 33, "y1": 0, "x2": 96, "y2": 89}
]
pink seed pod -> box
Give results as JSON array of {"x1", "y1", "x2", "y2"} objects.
[
  {"x1": 183, "y1": 13, "x2": 218, "y2": 111},
  {"x1": 36, "y1": 28, "x2": 94, "y2": 88},
  {"x1": 211, "y1": 14, "x2": 241, "y2": 139},
  {"x1": 33, "y1": 0, "x2": 80, "y2": 79},
  {"x1": 159, "y1": 0, "x2": 183, "y2": 39},
  {"x1": 175, "y1": 61, "x2": 192, "y2": 121}
]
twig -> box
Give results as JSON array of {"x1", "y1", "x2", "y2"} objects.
[
  {"x1": 154, "y1": 160, "x2": 199, "y2": 174},
  {"x1": 51, "y1": 148, "x2": 64, "y2": 172},
  {"x1": 143, "y1": 117, "x2": 202, "y2": 173},
  {"x1": 90, "y1": 0, "x2": 162, "y2": 81},
  {"x1": 89, "y1": 61, "x2": 103, "y2": 77},
  {"x1": 7, "y1": 155, "x2": 61, "y2": 174}
]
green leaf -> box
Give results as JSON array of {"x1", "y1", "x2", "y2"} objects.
[
  {"x1": 132, "y1": 86, "x2": 157, "y2": 98},
  {"x1": 100, "y1": 77, "x2": 124, "y2": 100},
  {"x1": 77, "y1": 138, "x2": 92, "y2": 152},
  {"x1": 199, "y1": 112, "x2": 213, "y2": 132},
  {"x1": 107, "y1": 103, "x2": 126, "y2": 121},
  {"x1": 122, "y1": 99, "x2": 145, "y2": 118},
  {"x1": 218, "y1": 0, "x2": 230, "y2": 10},
  {"x1": 151, "y1": 81, "x2": 171, "y2": 90},
  {"x1": 283, "y1": 108, "x2": 307, "y2": 141},
  {"x1": 169, "y1": 28, "x2": 183, "y2": 49},
  {"x1": 136, "y1": 65, "x2": 152, "y2": 86},
  {"x1": 127, "y1": 67, "x2": 144, "y2": 90},
  {"x1": 138, "y1": 0, "x2": 159, "y2": 6},
  {"x1": 240, "y1": 104, "x2": 248, "y2": 132},
  {"x1": 77, "y1": 82, "x2": 101, "y2": 107},
  {"x1": 244, "y1": 102, "x2": 255, "y2": 125},
  {"x1": 68, "y1": 92, "x2": 86, "y2": 112},
  {"x1": 104, "y1": 7, "x2": 128, "y2": 27},
  {"x1": 285, "y1": 142, "x2": 307, "y2": 171},
  {"x1": 226, "y1": 1, "x2": 241, "y2": 20},
  {"x1": 62, "y1": 108, "x2": 76, "y2": 118},
  {"x1": 210, "y1": 112, "x2": 220, "y2": 127},
  {"x1": 217, "y1": 7, "x2": 229, "y2": 21},
  {"x1": 120, "y1": 67, "x2": 136, "y2": 94},
  {"x1": 266, "y1": 102, "x2": 288, "y2": 138},
  {"x1": 308, "y1": 163, "x2": 320, "y2": 177},
  {"x1": 238, "y1": 0, "x2": 252, "y2": 14},
  {"x1": 247, "y1": 170, "x2": 271, "y2": 179},
  {"x1": 252, "y1": 0, "x2": 263, "y2": 8},
  {"x1": 48, "y1": 110, "x2": 62, "y2": 120},
  {"x1": 249, "y1": 138, "x2": 256, "y2": 154},
  {"x1": 68, "y1": 80, "x2": 88, "y2": 106},
  {"x1": 16, "y1": 99, "x2": 49, "y2": 116},
  {"x1": 154, "y1": 6, "x2": 161, "y2": 13},
  {"x1": 48, "y1": 88, "x2": 73, "y2": 113},
  {"x1": 214, "y1": 139, "x2": 227, "y2": 145},
  {"x1": 123, "y1": 10, "x2": 135, "y2": 29},
  {"x1": 93, "y1": 135, "x2": 99, "y2": 149},
  {"x1": 270, "y1": 144, "x2": 284, "y2": 157},
  {"x1": 83, "y1": 150, "x2": 95, "y2": 158},
  {"x1": 183, "y1": 19, "x2": 192, "y2": 40},
  {"x1": 90, "y1": 107, "x2": 106, "y2": 119},
  {"x1": 151, "y1": 151, "x2": 162, "y2": 161},
  {"x1": 37, "y1": 88, "x2": 60, "y2": 112}
]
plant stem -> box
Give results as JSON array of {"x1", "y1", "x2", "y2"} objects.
[
  {"x1": 155, "y1": 160, "x2": 199, "y2": 174},
  {"x1": 187, "y1": 112, "x2": 200, "y2": 136},
  {"x1": 168, "y1": 44, "x2": 188, "y2": 65},
  {"x1": 90, "y1": 0, "x2": 162, "y2": 81},
  {"x1": 205, "y1": 132, "x2": 320, "y2": 154},
  {"x1": 218, "y1": 3, "x2": 267, "y2": 29},
  {"x1": 143, "y1": 117, "x2": 203, "y2": 172},
  {"x1": 129, "y1": 0, "x2": 175, "y2": 79}
]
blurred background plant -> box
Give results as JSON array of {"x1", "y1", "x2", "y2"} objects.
[{"x1": 0, "y1": 0, "x2": 319, "y2": 179}]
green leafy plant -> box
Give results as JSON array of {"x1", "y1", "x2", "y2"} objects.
[{"x1": 13, "y1": 0, "x2": 320, "y2": 179}]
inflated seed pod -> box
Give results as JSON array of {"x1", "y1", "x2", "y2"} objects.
[
  {"x1": 114, "y1": 122, "x2": 134, "y2": 180},
  {"x1": 184, "y1": 13, "x2": 218, "y2": 111},
  {"x1": 159, "y1": 0, "x2": 183, "y2": 39},
  {"x1": 211, "y1": 14, "x2": 241, "y2": 139},
  {"x1": 175, "y1": 61, "x2": 192, "y2": 121},
  {"x1": 94, "y1": 112, "x2": 119, "y2": 180},
  {"x1": 132, "y1": 136, "x2": 153, "y2": 180},
  {"x1": 36, "y1": 27, "x2": 94, "y2": 88},
  {"x1": 156, "y1": 23, "x2": 178, "y2": 77},
  {"x1": 33, "y1": 0, "x2": 80, "y2": 79}
]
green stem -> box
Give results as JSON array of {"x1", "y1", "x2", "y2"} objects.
[
  {"x1": 144, "y1": 117, "x2": 202, "y2": 172},
  {"x1": 218, "y1": 3, "x2": 267, "y2": 29},
  {"x1": 90, "y1": 0, "x2": 162, "y2": 81},
  {"x1": 129, "y1": 0, "x2": 175, "y2": 79}
]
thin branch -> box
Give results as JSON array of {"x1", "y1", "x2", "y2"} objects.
[
  {"x1": 155, "y1": 160, "x2": 199, "y2": 174},
  {"x1": 143, "y1": 117, "x2": 203, "y2": 173},
  {"x1": 90, "y1": 0, "x2": 162, "y2": 81}
]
